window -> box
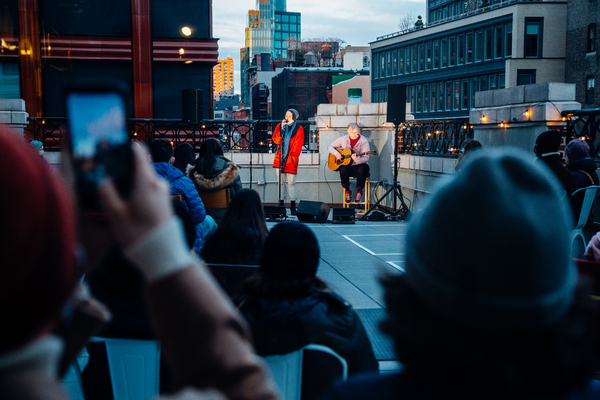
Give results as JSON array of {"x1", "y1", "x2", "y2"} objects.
[
  {"x1": 462, "y1": 79, "x2": 468, "y2": 109},
  {"x1": 525, "y1": 19, "x2": 542, "y2": 58},
  {"x1": 499, "y1": 73, "x2": 505, "y2": 88},
  {"x1": 381, "y1": 54, "x2": 385, "y2": 78},
  {"x1": 417, "y1": 85, "x2": 422, "y2": 112},
  {"x1": 458, "y1": 34, "x2": 464, "y2": 64},
  {"x1": 373, "y1": 54, "x2": 379, "y2": 78},
  {"x1": 495, "y1": 26, "x2": 503, "y2": 58},
  {"x1": 586, "y1": 76, "x2": 595, "y2": 104},
  {"x1": 424, "y1": 84, "x2": 429, "y2": 112},
  {"x1": 441, "y1": 38, "x2": 447, "y2": 67},
  {"x1": 505, "y1": 23, "x2": 512, "y2": 57},
  {"x1": 405, "y1": 48, "x2": 410, "y2": 73},
  {"x1": 419, "y1": 43, "x2": 424, "y2": 71},
  {"x1": 431, "y1": 83, "x2": 436, "y2": 111},
  {"x1": 475, "y1": 31, "x2": 482, "y2": 62},
  {"x1": 480, "y1": 76, "x2": 487, "y2": 92},
  {"x1": 0, "y1": 63, "x2": 20, "y2": 99},
  {"x1": 490, "y1": 75, "x2": 497, "y2": 90},
  {"x1": 399, "y1": 48, "x2": 404, "y2": 74},
  {"x1": 466, "y1": 32, "x2": 473, "y2": 63},
  {"x1": 392, "y1": 50, "x2": 398, "y2": 75},
  {"x1": 454, "y1": 81, "x2": 460, "y2": 110},
  {"x1": 426, "y1": 41, "x2": 432, "y2": 70},
  {"x1": 485, "y1": 28, "x2": 493, "y2": 60},
  {"x1": 588, "y1": 24, "x2": 596, "y2": 53},
  {"x1": 449, "y1": 36, "x2": 456, "y2": 66},
  {"x1": 470, "y1": 78, "x2": 477, "y2": 108},
  {"x1": 387, "y1": 51, "x2": 392, "y2": 77},
  {"x1": 412, "y1": 45, "x2": 417, "y2": 72},
  {"x1": 517, "y1": 69, "x2": 536, "y2": 85},
  {"x1": 446, "y1": 81, "x2": 452, "y2": 110},
  {"x1": 438, "y1": 82, "x2": 444, "y2": 111},
  {"x1": 282, "y1": 14, "x2": 289, "y2": 22},
  {"x1": 434, "y1": 40, "x2": 439, "y2": 68},
  {"x1": 408, "y1": 86, "x2": 415, "y2": 113}
]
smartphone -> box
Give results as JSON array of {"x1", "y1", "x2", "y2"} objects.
[{"x1": 65, "y1": 84, "x2": 133, "y2": 209}]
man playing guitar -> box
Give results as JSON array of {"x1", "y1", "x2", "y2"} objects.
[{"x1": 327, "y1": 122, "x2": 371, "y2": 203}]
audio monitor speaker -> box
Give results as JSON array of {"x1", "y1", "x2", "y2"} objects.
[
  {"x1": 182, "y1": 89, "x2": 203, "y2": 124},
  {"x1": 264, "y1": 205, "x2": 287, "y2": 221},
  {"x1": 332, "y1": 207, "x2": 355, "y2": 224},
  {"x1": 296, "y1": 201, "x2": 331, "y2": 223},
  {"x1": 386, "y1": 84, "x2": 407, "y2": 124}
]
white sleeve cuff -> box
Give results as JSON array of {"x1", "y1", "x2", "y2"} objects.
[{"x1": 123, "y1": 217, "x2": 197, "y2": 282}]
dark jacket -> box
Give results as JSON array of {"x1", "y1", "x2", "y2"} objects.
[
  {"x1": 187, "y1": 155, "x2": 243, "y2": 196},
  {"x1": 238, "y1": 291, "x2": 377, "y2": 400},
  {"x1": 154, "y1": 162, "x2": 206, "y2": 252},
  {"x1": 537, "y1": 154, "x2": 573, "y2": 192},
  {"x1": 320, "y1": 370, "x2": 600, "y2": 400},
  {"x1": 566, "y1": 158, "x2": 599, "y2": 225}
]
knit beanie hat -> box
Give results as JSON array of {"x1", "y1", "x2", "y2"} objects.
[
  {"x1": 29, "y1": 140, "x2": 43, "y2": 151},
  {"x1": 404, "y1": 148, "x2": 576, "y2": 332},
  {"x1": 534, "y1": 130, "x2": 562, "y2": 156},
  {"x1": 0, "y1": 127, "x2": 77, "y2": 352},
  {"x1": 565, "y1": 139, "x2": 590, "y2": 161},
  {"x1": 260, "y1": 221, "x2": 320, "y2": 279}
]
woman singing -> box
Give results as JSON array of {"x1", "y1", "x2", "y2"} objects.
[{"x1": 272, "y1": 109, "x2": 304, "y2": 215}]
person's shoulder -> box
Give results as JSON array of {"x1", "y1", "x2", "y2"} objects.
[{"x1": 320, "y1": 371, "x2": 399, "y2": 400}]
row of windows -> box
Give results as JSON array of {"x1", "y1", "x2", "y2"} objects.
[
  {"x1": 274, "y1": 23, "x2": 300, "y2": 33},
  {"x1": 373, "y1": 22, "x2": 513, "y2": 79},
  {"x1": 274, "y1": 31, "x2": 300, "y2": 41},
  {"x1": 373, "y1": 73, "x2": 506, "y2": 113},
  {"x1": 429, "y1": 0, "x2": 464, "y2": 23},
  {"x1": 275, "y1": 14, "x2": 300, "y2": 23}
]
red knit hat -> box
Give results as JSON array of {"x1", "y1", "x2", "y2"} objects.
[{"x1": 0, "y1": 127, "x2": 77, "y2": 352}]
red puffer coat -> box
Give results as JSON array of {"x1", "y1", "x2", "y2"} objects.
[{"x1": 272, "y1": 123, "x2": 304, "y2": 174}]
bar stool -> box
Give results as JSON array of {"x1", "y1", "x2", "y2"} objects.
[{"x1": 342, "y1": 175, "x2": 370, "y2": 215}]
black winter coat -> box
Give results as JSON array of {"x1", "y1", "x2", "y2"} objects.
[
  {"x1": 567, "y1": 158, "x2": 599, "y2": 225},
  {"x1": 238, "y1": 291, "x2": 378, "y2": 400}
]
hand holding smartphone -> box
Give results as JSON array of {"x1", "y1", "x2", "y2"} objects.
[{"x1": 66, "y1": 83, "x2": 133, "y2": 210}]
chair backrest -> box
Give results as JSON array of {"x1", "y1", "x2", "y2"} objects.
[
  {"x1": 262, "y1": 344, "x2": 348, "y2": 400},
  {"x1": 199, "y1": 188, "x2": 230, "y2": 209},
  {"x1": 572, "y1": 185, "x2": 600, "y2": 230},
  {"x1": 89, "y1": 337, "x2": 160, "y2": 400}
]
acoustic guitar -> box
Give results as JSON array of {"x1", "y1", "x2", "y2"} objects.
[{"x1": 328, "y1": 147, "x2": 377, "y2": 171}]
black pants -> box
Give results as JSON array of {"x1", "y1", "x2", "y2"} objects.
[{"x1": 339, "y1": 164, "x2": 370, "y2": 191}]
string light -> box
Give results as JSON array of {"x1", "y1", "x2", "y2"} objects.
[{"x1": 480, "y1": 115, "x2": 487, "y2": 122}]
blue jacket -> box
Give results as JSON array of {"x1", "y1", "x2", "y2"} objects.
[{"x1": 154, "y1": 162, "x2": 206, "y2": 253}]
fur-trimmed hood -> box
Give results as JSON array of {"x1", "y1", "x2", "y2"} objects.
[{"x1": 187, "y1": 159, "x2": 240, "y2": 192}]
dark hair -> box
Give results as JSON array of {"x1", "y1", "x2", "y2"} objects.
[
  {"x1": 379, "y1": 273, "x2": 597, "y2": 398},
  {"x1": 461, "y1": 139, "x2": 482, "y2": 155},
  {"x1": 195, "y1": 138, "x2": 224, "y2": 174},
  {"x1": 200, "y1": 189, "x2": 268, "y2": 265},
  {"x1": 172, "y1": 143, "x2": 196, "y2": 174},
  {"x1": 149, "y1": 139, "x2": 173, "y2": 163}
]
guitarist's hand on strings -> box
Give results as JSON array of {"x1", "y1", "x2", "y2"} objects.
[
  {"x1": 351, "y1": 153, "x2": 360, "y2": 163},
  {"x1": 335, "y1": 152, "x2": 342, "y2": 161}
]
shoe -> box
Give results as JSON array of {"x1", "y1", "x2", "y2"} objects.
[
  {"x1": 290, "y1": 201, "x2": 297, "y2": 215},
  {"x1": 354, "y1": 191, "x2": 363, "y2": 203},
  {"x1": 278, "y1": 200, "x2": 284, "y2": 206},
  {"x1": 345, "y1": 190, "x2": 352, "y2": 204}
]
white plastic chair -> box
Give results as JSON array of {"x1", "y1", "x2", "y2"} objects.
[
  {"x1": 263, "y1": 344, "x2": 348, "y2": 400},
  {"x1": 571, "y1": 185, "x2": 600, "y2": 258},
  {"x1": 89, "y1": 337, "x2": 160, "y2": 400}
]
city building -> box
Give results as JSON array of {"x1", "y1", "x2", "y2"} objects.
[
  {"x1": 0, "y1": 0, "x2": 218, "y2": 122},
  {"x1": 565, "y1": 0, "x2": 598, "y2": 107},
  {"x1": 370, "y1": 0, "x2": 567, "y2": 119},
  {"x1": 240, "y1": 0, "x2": 301, "y2": 106},
  {"x1": 213, "y1": 57, "x2": 235, "y2": 100},
  {"x1": 271, "y1": 68, "x2": 369, "y2": 119}
]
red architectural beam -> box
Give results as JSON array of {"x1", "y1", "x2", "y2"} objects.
[
  {"x1": 18, "y1": 0, "x2": 42, "y2": 123},
  {"x1": 132, "y1": 0, "x2": 153, "y2": 118},
  {"x1": 41, "y1": 36, "x2": 132, "y2": 60}
]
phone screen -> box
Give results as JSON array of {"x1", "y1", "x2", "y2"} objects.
[
  {"x1": 66, "y1": 90, "x2": 133, "y2": 207},
  {"x1": 67, "y1": 92, "x2": 128, "y2": 159}
]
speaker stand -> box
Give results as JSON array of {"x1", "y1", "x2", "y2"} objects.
[{"x1": 360, "y1": 122, "x2": 410, "y2": 221}]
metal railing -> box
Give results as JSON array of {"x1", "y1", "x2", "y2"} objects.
[
  {"x1": 400, "y1": 118, "x2": 473, "y2": 156},
  {"x1": 562, "y1": 109, "x2": 600, "y2": 159},
  {"x1": 30, "y1": 118, "x2": 318, "y2": 153}
]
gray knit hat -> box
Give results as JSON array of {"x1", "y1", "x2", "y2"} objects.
[{"x1": 404, "y1": 148, "x2": 576, "y2": 332}]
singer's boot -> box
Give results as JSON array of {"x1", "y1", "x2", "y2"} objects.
[
  {"x1": 290, "y1": 201, "x2": 297, "y2": 215},
  {"x1": 279, "y1": 199, "x2": 284, "y2": 206}
]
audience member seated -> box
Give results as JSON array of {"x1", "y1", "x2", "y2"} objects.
[
  {"x1": 150, "y1": 139, "x2": 216, "y2": 253},
  {"x1": 237, "y1": 222, "x2": 377, "y2": 400},
  {"x1": 0, "y1": 127, "x2": 278, "y2": 399},
  {"x1": 188, "y1": 138, "x2": 243, "y2": 224},
  {"x1": 534, "y1": 130, "x2": 573, "y2": 191},
  {"x1": 565, "y1": 138, "x2": 599, "y2": 225},
  {"x1": 321, "y1": 149, "x2": 600, "y2": 400},
  {"x1": 173, "y1": 143, "x2": 197, "y2": 174},
  {"x1": 454, "y1": 139, "x2": 482, "y2": 173},
  {"x1": 200, "y1": 188, "x2": 268, "y2": 266}
]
